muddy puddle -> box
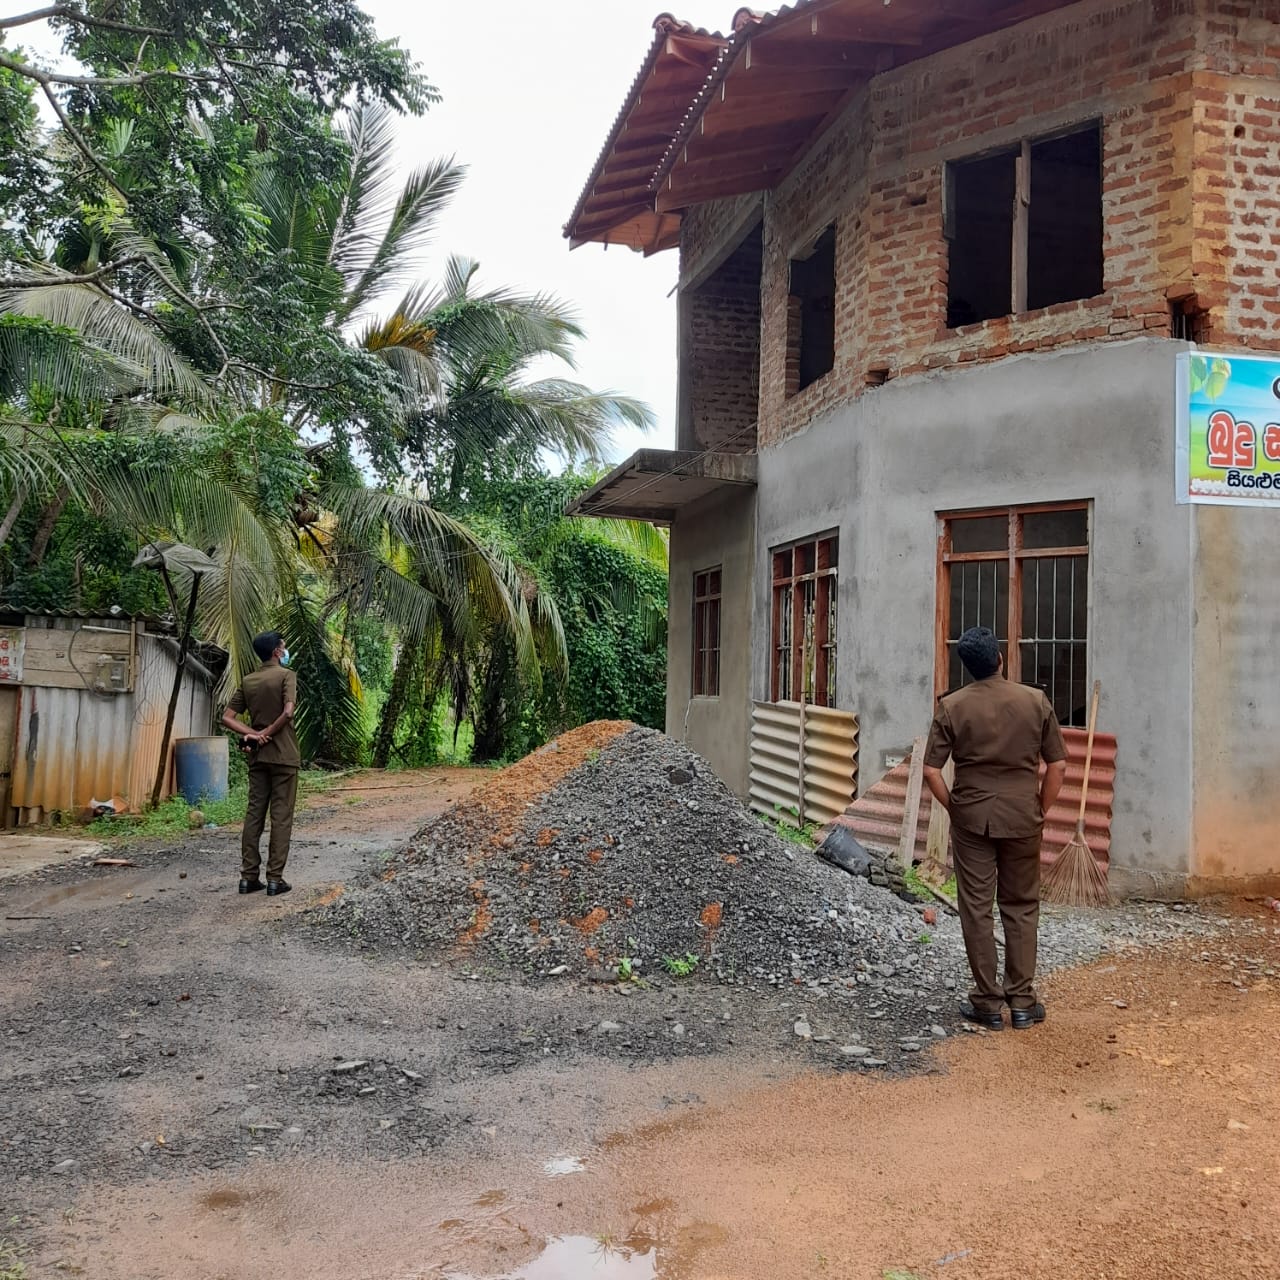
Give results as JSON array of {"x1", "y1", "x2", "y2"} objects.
[{"x1": 441, "y1": 1226, "x2": 730, "y2": 1280}]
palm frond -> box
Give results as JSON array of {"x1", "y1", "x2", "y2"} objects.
[
  {"x1": 338, "y1": 156, "x2": 466, "y2": 323},
  {"x1": 279, "y1": 591, "x2": 367, "y2": 763},
  {"x1": 0, "y1": 282, "x2": 215, "y2": 408}
]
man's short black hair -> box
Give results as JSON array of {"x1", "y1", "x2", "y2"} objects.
[
  {"x1": 252, "y1": 631, "x2": 283, "y2": 663},
  {"x1": 957, "y1": 626, "x2": 1001, "y2": 680}
]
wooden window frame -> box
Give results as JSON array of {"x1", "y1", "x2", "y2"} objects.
[
  {"x1": 770, "y1": 532, "x2": 838, "y2": 707},
  {"x1": 934, "y1": 502, "x2": 1090, "y2": 707},
  {"x1": 692, "y1": 566, "x2": 722, "y2": 698},
  {"x1": 943, "y1": 121, "x2": 1103, "y2": 325}
]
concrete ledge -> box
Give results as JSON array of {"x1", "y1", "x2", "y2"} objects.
[{"x1": 567, "y1": 449, "x2": 757, "y2": 525}]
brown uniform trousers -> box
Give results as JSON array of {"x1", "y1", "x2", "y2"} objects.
[
  {"x1": 925, "y1": 675, "x2": 1067, "y2": 1015},
  {"x1": 241, "y1": 764, "x2": 298, "y2": 882}
]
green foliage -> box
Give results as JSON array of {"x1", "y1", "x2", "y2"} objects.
[
  {"x1": 662, "y1": 953, "x2": 700, "y2": 977},
  {"x1": 759, "y1": 811, "x2": 819, "y2": 847},
  {"x1": 904, "y1": 866, "x2": 958, "y2": 901}
]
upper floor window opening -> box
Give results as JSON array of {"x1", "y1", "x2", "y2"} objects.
[
  {"x1": 945, "y1": 123, "x2": 1104, "y2": 329},
  {"x1": 787, "y1": 225, "x2": 836, "y2": 394}
]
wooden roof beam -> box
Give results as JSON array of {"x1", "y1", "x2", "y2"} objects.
[
  {"x1": 800, "y1": 10, "x2": 926, "y2": 44},
  {"x1": 743, "y1": 37, "x2": 882, "y2": 73},
  {"x1": 656, "y1": 168, "x2": 780, "y2": 211},
  {"x1": 718, "y1": 65, "x2": 860, "y2": 99}
]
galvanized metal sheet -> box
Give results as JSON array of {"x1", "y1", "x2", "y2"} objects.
[{"x1": 749, "y1": 700, "x2": 859, "y2": 828}]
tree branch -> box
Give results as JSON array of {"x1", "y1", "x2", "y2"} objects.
[
  {"x1": 0, "y1": 4, "x2": 171, "y2": 37},
  {"x1": 2, "y1": 256, "x2": 147, "y2": 288},
  {"x1": 0, "y1": 51, "x2": 214, "y2": 88}
]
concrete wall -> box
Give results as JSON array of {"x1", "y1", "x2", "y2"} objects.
[
  {"x1": 666, "y1": 485, "x2": 756, "y2": 797},
  {"x1": 751, "y1": 336, "x2": 1197, "y2": 891},
  {"x1": 1188, "y1": 503, "x2": 1280, "y2": 895}
]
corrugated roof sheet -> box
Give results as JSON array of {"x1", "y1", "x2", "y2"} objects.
[
  {"x1": 570, "y1": 0, "x2": 1085, "y2": 250},
  {"x1": 826, "y1": 726, "x2": 1117, "y2": 874},
  {"x1": 564, "y1": 14, "x2": 728, "y2": 252}
]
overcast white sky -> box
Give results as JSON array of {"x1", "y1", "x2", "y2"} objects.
[{"x1": 361, "y1": 0, "x2": 731, "y2": 461}]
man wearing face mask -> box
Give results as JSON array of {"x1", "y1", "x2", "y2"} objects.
[{"x1": 221, "y1": 631, "x2": 300, "y2": 897}]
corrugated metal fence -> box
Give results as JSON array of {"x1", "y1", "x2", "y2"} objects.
[
  {"x1": 10, "y1": 631, "x2": 212, "y2": 823},
  {"x1": 748, "y1": 700, "x2": 859, "y2": 828},
  {"x1": 825, "y1": 725, "x2": 1116, "y2": 870}
]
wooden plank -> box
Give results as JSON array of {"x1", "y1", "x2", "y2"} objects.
[
  {"x1": 923, "y1": 759, "x2": 954, "y2": 878},
  {"x1": 897, "y1": 735, "x2": 926, "y2": 870},
  {"x1": 1012, "y1": 138, "x2": 1031, "y2": 314},
  {"x1": 744, "y1": 39, "x2": 882, "y2": 72}
]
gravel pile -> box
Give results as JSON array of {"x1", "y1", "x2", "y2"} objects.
[
  {"x1": 321, "y1": 724, "x2": 956, "y2": 988},
  {"x1": 317, "y1": 723, "x2": 1248, "y2": 1006}
]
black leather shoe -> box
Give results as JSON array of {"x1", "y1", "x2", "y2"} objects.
[
  {"x1": 238, "y1": 878, "x2": 264, "y2": 894},
  {"x1": 1010, "y1": 1003, "x2": 1046, "y2": 1030},
  {"x1": 265, "y1": 879, "x2": 292, "y2": 897},
  {"x1": 959, "y1": 1001, "x2": 1004, "y2": 1030}
]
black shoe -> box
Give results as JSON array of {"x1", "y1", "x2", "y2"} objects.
[
  {"x1": 238, "y1": 878, "x2": 265, "y2": 894},
  {"x1": 265, "y1": 879, "x2": 292, "y2": 897},
  {"x1": 959, "y1": 1001, "x2": 1004, "y2": 1030},
  {"x1": 1010, "y1": 1003, "x2": 1046, "y2": 1030}
]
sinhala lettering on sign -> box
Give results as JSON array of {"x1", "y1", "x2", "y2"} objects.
[{"x1": 1176, "y1": 351, "x2": 1280, "y2": 506}]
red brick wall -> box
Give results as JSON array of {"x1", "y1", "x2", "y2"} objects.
[
  {"x1": 687, "y1": 230, "x2": 762, "y2": 451},
  {"x1": 679, "y1": 0, "x2": 1280, "y2": 450}
]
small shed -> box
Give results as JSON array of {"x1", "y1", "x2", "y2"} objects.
[{"x1": 0, "y1": 611, "x2": 225, "y2": 825}]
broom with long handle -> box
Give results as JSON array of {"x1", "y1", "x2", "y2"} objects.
[{"x1": 1041, "y1": 679, "x2": 1110, "y2": 907}]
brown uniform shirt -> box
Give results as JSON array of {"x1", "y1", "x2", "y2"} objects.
[
  {"x1": 924, "y1": 676, "x2": 1067, "y2": 838},
  {"x1": 226, "y1": 665, "x2": 301, "y2": 769}
]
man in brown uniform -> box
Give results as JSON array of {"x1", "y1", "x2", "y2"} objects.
[
  {"x1": 221, "y1": 631, "x2": 300, "y2": 898},
  {"x1": 923, "y1": 627, "x2": 1067, "y2": 1030}
]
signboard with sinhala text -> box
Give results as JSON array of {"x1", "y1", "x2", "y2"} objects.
[{"x1": 1177, "y1": 351, "x2": 1280, "y2": 506}]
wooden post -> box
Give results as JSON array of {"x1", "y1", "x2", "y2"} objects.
[
  {"x1": 151, "y1": 570, "x2": 202, "y2": 810},
  {"x1": 923, "y1": 759, "x2": 955, "y2": 883},
  {"x1": 1012, "y1": 138, "x2": 1031, "y2": 314},
  {"x1": 898, "y1": 735, "x2": 926, "y2": 870}
]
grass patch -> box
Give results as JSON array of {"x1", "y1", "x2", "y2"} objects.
[
  {"x1": 757, "y1": 811, "x2": 819, "y2": 848},
  {"x1": 89, "y1": 770, "x2": 335, "y2": 841},
  {"x1": 0, "y1": 1234, "x2": 27, "y2": 1280},
  {"x1": 904, "y1": 865, "x2": 957, "y2": 901}
]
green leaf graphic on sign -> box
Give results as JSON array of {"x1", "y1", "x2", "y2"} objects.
[
  {"x1": 1205, "y1": 359, "x2": 1231, "y2": 401},
  {"x1": 1189, "y1": 355, "x2": 1209, "y2": 392}
]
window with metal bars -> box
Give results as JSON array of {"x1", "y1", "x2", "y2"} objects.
[
  {"x1": 938, "y1": 505, "x2": 1090, "y2": 726},
  {"x1": 770, "y1": 534, "x2": 838, "y2": 706},
  {"x1": 692, "y1": 567, "x2": 722, "y2": 697}
]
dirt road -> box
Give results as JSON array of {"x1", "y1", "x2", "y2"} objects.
[{"x1": 2, "y1": 771, "x2": 1277, "y2": 1279}]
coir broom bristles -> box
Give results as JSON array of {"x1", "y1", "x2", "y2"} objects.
[{"x1": 1041, "y1": 679, "x2": 1111, "y2": 908}]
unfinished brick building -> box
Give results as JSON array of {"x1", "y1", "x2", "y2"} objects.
[{"x1": 566, "y1": 0, "x2": 1280, "y2": 896}]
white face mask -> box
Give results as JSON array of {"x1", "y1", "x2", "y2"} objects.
[{"x1": 279, "y1": 649, "x2": 291, "y2": 666}]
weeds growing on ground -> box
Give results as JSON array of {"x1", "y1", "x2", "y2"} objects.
[
  {"x1": 904, "y1": 866, "x2": 957, "y2": 901},
  {"x1": 0, "y1": 1232, "x2": 28, "y2": 1280},
  {"x1": 758, "y1": 809, "x2": 818, "y2": 847},
  {"x1": 662, "y1": 953, "x2": 700, "y2": 977},
  {"x1": 88, "y1": 770, "x2": 334, "y2": 841}
]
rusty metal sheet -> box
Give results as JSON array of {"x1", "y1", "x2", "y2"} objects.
[
  {"x1": 11, "y1": 684, "x2": 133, "y2": 820},
  {"x1": 826, "y1": 726, "x2": 1116, "y2": 871},
  {"x1": 128, "y1": 636, "x2": 213, "y2": 807}
]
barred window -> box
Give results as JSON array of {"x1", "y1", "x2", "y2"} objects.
[
  {"x1": 770, "y1": 534, "x2": 838, "y2": 706},
  {"x1": 939, "y1": 504, "x2": 1090, "y2": 726},
  {"x1": 692, "y1": 567, "x2": 721, "y2": 697}
]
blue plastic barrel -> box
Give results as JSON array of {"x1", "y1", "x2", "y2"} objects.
[{"x1": 173, "y1": 736, "x2": 229, "y2": 805}]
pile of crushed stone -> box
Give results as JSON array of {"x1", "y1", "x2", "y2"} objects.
[{"x1": 317, "y1": 723, "x2": 952, "y2": 989}]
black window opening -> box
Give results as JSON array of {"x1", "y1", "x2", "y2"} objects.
[
  {"x1": 946, "y1": 124, "x2": 1104, "y2": 328},
  {"x1": 789, "y1": 226, "x2": 836, "y2": 393}
]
